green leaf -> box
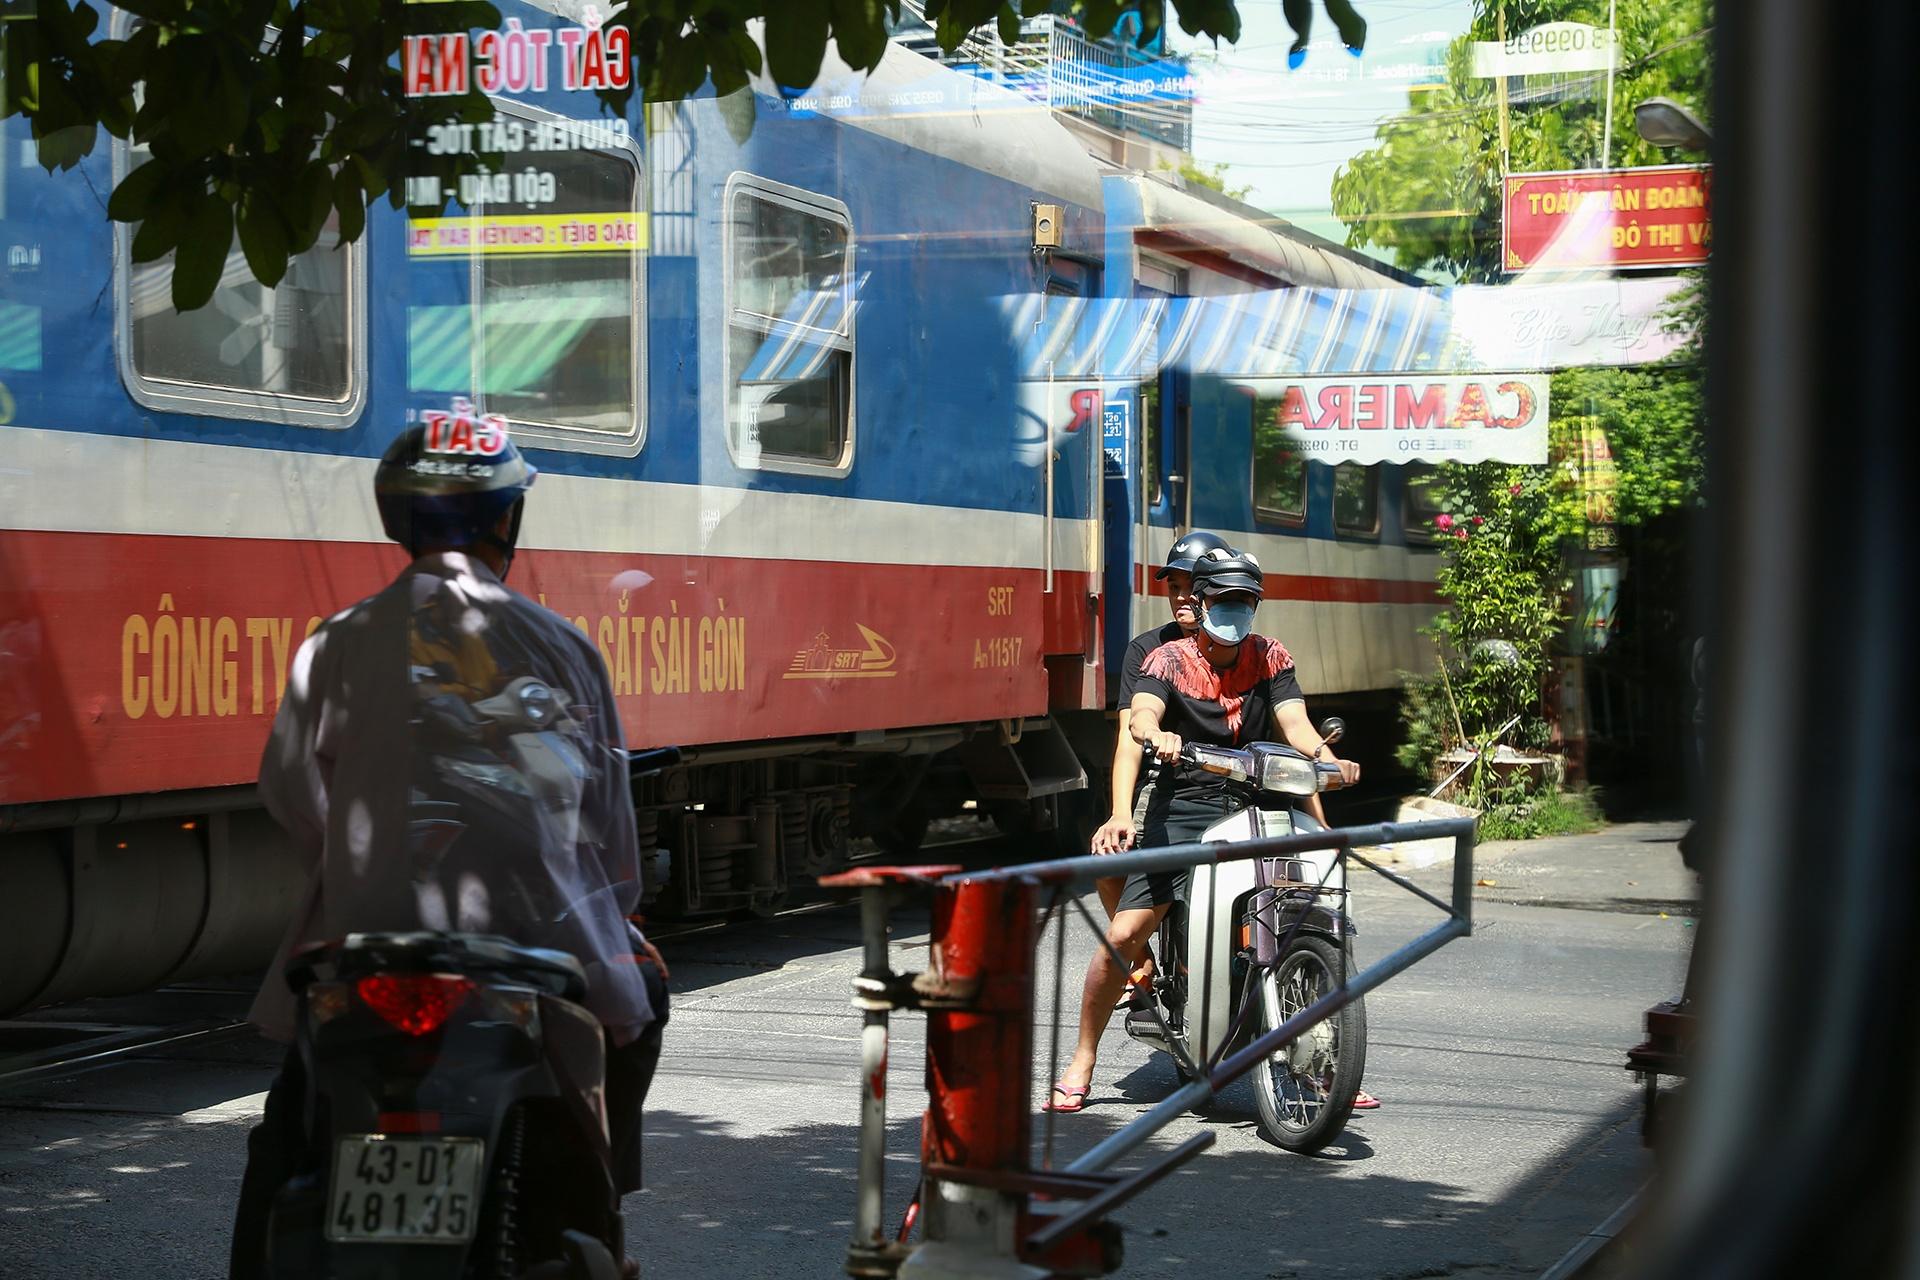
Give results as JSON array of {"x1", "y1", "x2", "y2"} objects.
[
  {"x1": 1079, "y1": 0, "x2": 1121, "y2": 40},
  {"x1": 764, "y1": 0, "x2": 830, "y2": 90},
  {"x1": 236, "y1": 190, "x2": 290, "y2": 286},
  {"x1": 36, "y1": 123, "x2": 97, "y2": 171},
  {"x1": 107, "y1": 156, "x2": 168, "y2": 223},
  {"x1": 830, "y1": 0, "x2": 885, "y2": 70},
  {"x1": 130, "y1": 190, "x2": 188, "y2": 263},
  {"x1": 996, "y1": 4, "x2": 1019, "y2": 46},
  {"x1": 731, "y1": 28, "x2": 764, "y2": 75},
  {"x1": 332, "y1": 165, "x2": 366, "y2": 243},
  {"x1": 715, "y1": 86, "x2": 756, "y2": 145},
  {"x1": 172, "y1": 191, "x2": 235, "y2": 312},
  {"x1": 286, "y1": 161, "x2": 333, "y2": 253}
]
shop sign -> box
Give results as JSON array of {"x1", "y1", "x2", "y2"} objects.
[
  {"x1": 1503, "y1": 165, "x2": 1710, "y2": 272},
  {"x1": 1471, "y1": 22, "x2": 1620, "y2": 77},
  {"x1": 1250, "y1": 373, "x2": 1550, "y2": 465}
]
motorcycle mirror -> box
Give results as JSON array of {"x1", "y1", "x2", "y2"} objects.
[{"x1": 1319, "y1": 717, "x2": 1346, "y2": 746}]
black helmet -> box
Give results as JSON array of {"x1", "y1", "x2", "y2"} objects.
[
  {"x1": 1155, "y1": 529, "x2": 1229, "y2": 580},
  {"x1": 1192, "y1": 547, "x2": 1263, "y2": 599},
  {"x1": 375, "y1": 407, "x2": 538, "y2": 573}
]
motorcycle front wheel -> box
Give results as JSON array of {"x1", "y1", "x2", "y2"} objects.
[{"x1": 1250, "y1": 935, "x2": 1368, "y2": 1153}]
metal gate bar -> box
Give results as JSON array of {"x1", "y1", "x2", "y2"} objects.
[{"x1": 825, "y1": 814, "x2": 1476, "y2": 1277}]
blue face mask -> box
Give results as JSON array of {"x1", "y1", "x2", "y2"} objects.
[{"x1": 1201, "y1": 599, "x2": 1257, "y2": 645}]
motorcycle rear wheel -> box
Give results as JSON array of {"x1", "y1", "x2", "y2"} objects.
[{"x1": 1249, "y1": 935, "x2": 1367, "y2": 1153}]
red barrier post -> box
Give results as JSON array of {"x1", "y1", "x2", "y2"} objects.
[{"x1": 903, "y1": 876, "x2": 1046, "y2": 1278}]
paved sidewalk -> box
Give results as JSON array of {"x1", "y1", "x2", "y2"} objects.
[{"x1": 1454, "y1": 821, "x2": 1699, "y2": 916}]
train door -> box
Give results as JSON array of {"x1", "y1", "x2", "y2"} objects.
[
  {"x1": 1135, "y1": 258, "x2": 1189, "y2": 643},
  {"x1": 1040, "y1": 262, "x2": 1101, "y2": 699}
]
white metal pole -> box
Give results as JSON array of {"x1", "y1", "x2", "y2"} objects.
[{"x1": 1600, "y1": 0, "x2": 1619, "y2": 169}]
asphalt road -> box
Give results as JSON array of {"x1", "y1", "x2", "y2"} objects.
[{"x1": 0, "y1": 822, "x2": 1695, "y2": 1279}]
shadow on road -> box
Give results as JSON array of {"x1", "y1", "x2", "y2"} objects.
[{"x1": 623, "y1": 1086, "x2": 1645, "y2": 1279}]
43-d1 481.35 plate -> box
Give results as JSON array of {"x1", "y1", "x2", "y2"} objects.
[{"x1": 326, "y1": 1135, "x2": 486, "y2": 1244}]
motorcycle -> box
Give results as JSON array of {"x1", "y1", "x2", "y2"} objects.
[
  {"x1": 261, "y1": 738, "x2": 681, "y2": 1279},
  {"x1": 269, "y1": 931, "x2": 627, "y2": 1279},
  {"x1": 1123, "y1": 719, "x2": 1368, "y2": 1153}
]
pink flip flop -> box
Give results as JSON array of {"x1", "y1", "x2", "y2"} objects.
[
  {"x1": 1043, "y1": 1084, "x2": 1090, "y2": 1113},
  {"x1": 1352, "y1": 1090, "x2": 1381, "y2": 1110}
]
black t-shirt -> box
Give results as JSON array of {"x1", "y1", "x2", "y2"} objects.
[
  {"x1": 1134, "y1": 634, "x2": 1305, "y2": 795},
  {"x1": 1118, "y1": 621, "x2": 1187, "y2": 706}
]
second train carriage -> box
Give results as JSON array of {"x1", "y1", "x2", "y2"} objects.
[{"x1": 0, "y1": 31, "x2": 1441, "y2": 1013}]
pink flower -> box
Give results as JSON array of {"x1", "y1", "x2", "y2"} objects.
[
  {"x1": 1509, "y1": 483, "x2": 1523, "y2": 496},
  {"x1": 1454, "y1": 528, "x2": 1469, "y2": 541},
  {"x1": 1471, "y1": 515, "x2": 1485, "y2": 526},
  {"x1": 1435, "y1": 513, "x2": 1454, "y2": 531}
]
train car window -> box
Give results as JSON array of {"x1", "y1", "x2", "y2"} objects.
[
  {"x1": 471, "y1": 109, "x2": 644, "y2": 455},
  {"x1": 1251, "y1": 390, "x2": 1307, "y2": 526},
  {"x1": 1403, "y1": 462, "x2": 1445, "y2": 544},
  {"x1": 115, "y1": 140, "x2": 366, "y2": 428},
  {"x1": 1333, "y1": 462, "x2": 1382, "y2": 538},
  {"x1": 724, "y1": 175, "x2": 854, "y2": 474}
]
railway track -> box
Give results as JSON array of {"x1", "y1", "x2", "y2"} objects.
[{"x1": 0, "y1": 789, "x2": 1406, "y2": 1090}]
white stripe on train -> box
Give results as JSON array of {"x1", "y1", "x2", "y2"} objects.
[{"x1": 0, "y1": 425, "x2": 1098, "y2": 572}]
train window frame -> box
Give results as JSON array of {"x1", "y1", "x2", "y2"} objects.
[
  {"x1": 1402, "y1": 461, "x2": 1446, "y2": 545},
  {"x1": 110, "y1": 14, "x2": 368, "y2": 429},
  {"x1": 1249, "y1": 389, "x2": 1308, "y2": 530},
  {"x1": 721, "y1": 173, "x2": 856, "y2": 478},
  {"x1": 1332, "y1": 461, "x2": 1383, "y2": 540},
  {"x1": 459, "y1": 96, "x2": 647, "y2": 459}
]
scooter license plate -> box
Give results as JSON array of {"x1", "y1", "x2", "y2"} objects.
[{"x1": 325, "y1": 1136, "x2": 485, "y2": 1244}]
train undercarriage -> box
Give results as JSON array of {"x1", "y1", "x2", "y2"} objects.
[{"x1": 0, "y1": 716, "x2": 1096, "y2": 1018}]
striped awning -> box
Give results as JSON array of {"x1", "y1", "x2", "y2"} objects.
[
  {"x1": 0, "y1": 300, "x2": 41, "y2": 372},
  {"x1": 408, "y1": 290, "x2": 625, "y2": 395},
  {"x1": 1008, "y1": 286, "x2": 1453, "y2": 381},
  {"x1": 732, "y1": 273, "x2": 857, "y2": 383}
]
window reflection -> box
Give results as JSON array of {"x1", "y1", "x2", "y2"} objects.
[{"x1": 726, "y1": 182, "x2": 854, "y2": 469}]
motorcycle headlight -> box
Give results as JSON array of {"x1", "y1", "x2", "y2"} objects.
[{"x1": 1258, "y1": 753, "x2": 1319, "y2": 796}]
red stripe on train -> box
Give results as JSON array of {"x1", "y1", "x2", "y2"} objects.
[{"x1": 0, "y1": 530, "x2": 1089, "y2": 806}]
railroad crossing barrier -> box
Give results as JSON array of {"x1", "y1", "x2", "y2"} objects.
[{"x1": 821, "y1": 816, "x2": 1477, "y2": 1278}]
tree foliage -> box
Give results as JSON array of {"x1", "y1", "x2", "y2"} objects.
[
  {"x1": 1329, "y1": 0, "x2": 1711, "y2": 281},
  {"x1": 0, "y1": 0, "x2": 1397, "y2": 309},
  {"x1": 1159, "y1": 154, "x2": 1250, "y2": 201}
]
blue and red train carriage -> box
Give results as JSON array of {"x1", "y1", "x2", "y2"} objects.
[{"x1": 0, "y1": 35, "x2": 1443, "y2": 1011}]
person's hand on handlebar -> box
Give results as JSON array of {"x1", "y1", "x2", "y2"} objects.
[
  {"x1": 1320, "y1": 755, "x2": 1362, "y2": 788},
  {"x1": 1140, "y1": 729, "x2": 1183, "y2": 763}
]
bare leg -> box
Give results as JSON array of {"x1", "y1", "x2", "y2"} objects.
[
  {"x1": 1095, "y1": 879, "x2": 1155, "y2": 989},
  {"x1": 1052, "y1": 904, "x2": 1171, "y2": 1101}
]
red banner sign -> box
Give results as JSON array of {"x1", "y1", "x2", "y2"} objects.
[{"x1": 1503, "y1": 165, "x2": 1710, "y2": 272}]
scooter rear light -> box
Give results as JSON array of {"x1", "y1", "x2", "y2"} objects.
[
  {"x1": 377, "y1": 1111, "x2": 443, "y2": 1134},
  {"x1": 355, "y1": 974, "x2": 476, "y2": 1037}
]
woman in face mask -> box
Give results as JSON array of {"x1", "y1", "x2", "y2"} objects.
[{"x1": 1045, "y1": 546, "x2": 1366, "y2": 1114}]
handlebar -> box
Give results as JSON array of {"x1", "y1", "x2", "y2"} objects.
[{"x1": 1136, "y1": 740, "x2": 1353, "y2": 792}]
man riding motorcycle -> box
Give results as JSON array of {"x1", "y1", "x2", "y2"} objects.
[
  {"x1": 1046, "y1": 546, "x2": 1365, "y2": 1114},
  {"x1": 229, "y1": 421, "x2": 667, "y2": 1278}
]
